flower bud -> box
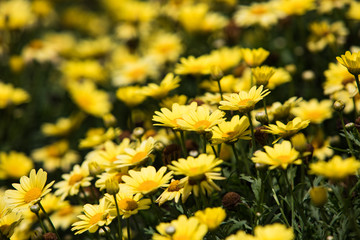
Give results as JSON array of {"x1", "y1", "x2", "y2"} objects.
[
  {"x1": 43, "y1": 233, "x2": 57, "y2": 240},
  {"x1": 255, "y1": 111, "x2": 268, "y2": 125},
  {"x1": 333, "y1": 100, "x2": 345, "y2": 112},
  {"x1": 105, "y1": 178, "x2": 120, "y2": 195},
  {"x1": 165, "y1": 225, "x2": 176, "y2": 235},
  {"x1": 30, "y1": 204, "x2": 40, "y2": 214},
  {"x1": 211, "y1": 66, "x2": 223, "y2": 81},
  {"x1": 345, "y1": 122, "x2": 355, "y2": 131},
  {"x1": 309, "y1": 186, "x2": 328, "y2": 208},
  {"x1": 291, "y1": 133, "x2": 308, "y2": 152},
  {"x1": 133, "y1": 127, "x2": 145, "y2": 138},
  {"x1": 88, "y1": 161, "x2": 103, "y2": 176},
  {"x1": 102, "y1": 113, "x2": 117, "y2": 127},
  {"x1": 222, "y1": 192, "x2": 241, "y2": 210}
]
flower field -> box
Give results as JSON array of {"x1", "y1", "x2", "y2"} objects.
[{"x1": 1, "y1": 0, "x2": 360, "y2": 239}]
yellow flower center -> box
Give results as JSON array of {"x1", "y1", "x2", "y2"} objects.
[
  {"x1": 24, "y1": 187, "x2": 42, "y2": 203},
  {"x1": 222, "y1": 131, "x2": 236, "y2": 139},
  {"x1": 68, "y1": 173, "x2": 84, "y2": 185},
  {"x1": 194, "y1": 120, "x2": 211, "y2": 130},
  {"x1": 89, "y1": 212, "x2": 103, "y2": 225},
  {"x1": 251, "y1": 6, "x2": 267, "y2": 15},
  {"x1": 305, "y1": 111, "x2": 323, "y2": 120},
  {"x1": 276, "y1": 155, "x2": 291, "y2": 163},
  {"x1": 174, "y1": 235, "x2": 190, "y2": 240},
  {"x1": 57, "y1": 205, "x2": 73, "y2": 216},
  {"x1": 118, "y1": 198, "x2": 138, "y2": 211},
  {"x1": 128, "y1": 67, "x2": 146, "y2": 80},
  {"x1": 137, "y1": 180, "x2": 158, "y2": 192},
  {"x1": 77, "y1": 95, "x2": 93, "y2": 109},
  {"x1": 131, "y1": 151, "x2": 147, "y2": 163},
  {"x1": 238, "y1": 99, "x2": 253, "y2": 106},
  {"x1": 168, "y1": 180, "x2": 181, "y2": 192}
]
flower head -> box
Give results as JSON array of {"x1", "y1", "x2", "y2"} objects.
[
  {"x1": 0, "y1": 151, "x2": 33, "y2": 180},
  {"x1": 153, "y1": 102, "x2": 197, "y2": 129},
  {"x1": 336, "y1": 51, "x2": 360, "y2": 75},
  {"x1": 143, "y1": 73, "x2": 181, "y2": 100},
  {"x1": 156, "y1": 179, "x2": 184, "y2": 206},
  {"x1": 194, "y1": 207, "x2": 226, "y2": 231},
  {"x1": 0, "y1": 82, "x2": 30, "y2": 109},
  {"x1": 241, "y1": 48, "x2": 269, "y2": 67},
  {"x1": 291, "y1": 99, "x2": 332, "y2": 124},
  {"x1": 252, "y1": 66, "x2": 276, "y2": 87},
  {"x1": 116, "y1": 86, "x2": 147, "y2": 108},
  {"x1": 254, "y1": 223, "x2": 294, "y2": 240}
]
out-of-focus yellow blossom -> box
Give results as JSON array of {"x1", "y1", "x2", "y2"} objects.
[
  {"x1": 234, "y1": 2, "x2": 285, "y2": 29},
  {"x1": 323, "y1": 62, "x2": 356, "y2": 96},
  {"x1": 291, "y1": 99, "x2": 333, "y2": 124},
  {"x1": 194, "y1": 207, "x2": 226, "y2": 231},
  {"x1": 337, "y1": 51, "x2": 360, "y2": 75},
  {"x1": 21, "y1": 39, "x2": 59, "y2": 64},
  {"x1": 275, "y1": 0, "x2": 315, "y2": 16},
  {"x1": 153, "y1": 215, "x2": 208, "y2": 240},
  {"x1": 252, "y1": 66, "x2": 276, "y2": 87},
  {"x1": 43, "y1": 32, "x2": 76, "y2": 57},
  {"x1": 226, "y1": 230, "x2": 256, "y2": 240},
  {"x1": 0, "y1": 82, "x2": 30, "y2": 109},
  {"x1": 207, "y1": 47, "x2": 242, "y2": 72},
  {"x1": 252, "y1": 140, "x2": 301, "y2": 170},
  {"x1": 201, "y1": 75, "x2": 240, "y2": 93},
  {"x1": 331, "y1": 90, "x2": 360, "y2": 114},
  {"x1": 309, "y1": 155, "x2": 360, "y2": 180},
  {"x1": 347, "y1": 1, "x2": 360, "y2": 21},
  {"x1": 307, "y1": 21, "x2": 348, "y2": 52},
  {"x1": 156, "y1": 179, "x2": 184, "y2": 206},
  {"x1": 79, "y1": 128, "x2": 121, "y2": 149},
  {"x1": 9, "y1": 56, "x2": 24, "y2": 73},
  {"x1": 318, "y1": 0, "x2": 351, "y2": 14},
  {"x1": 68, "y1": 80, "x2": 112, "y2": 117},
  {"x1": 0, "y1": 0, "x2": 36, "y2": 30},
  {"x1": 241, "y1": 48, "x2": 270, "y2": 68},
  {"x1": 290, "y1": 133, "x2": 308, "y2": 152},
  {"x1": 0, "y1": 151, "x2": 33, "y2": 180},
  {"x1": 115, "y1": 23, "x2": 138, "y2": 41},
  {"x1": 233, "y1": 67, "x2": 252, "y2": 92},
  {"x1": 41, "y1": 112, "x2": 85, "y2": 137},
  {"x1": 267, "y1": 67, "x2": 292, "y2": 90},
  {"x1": 32, "y1": 140, "x2": 79, "y2": 172},
  {"x1": 0, "y1": 197, "x2": 22, "y2": 239},
  {"x1": 267, "y1": 97, "x2": 302, "y2": 122},
  {"x1": 51, "y1": 202, "x2": 83, "y2": 230},
  {"x1": 160, "y1": 95, "x2": 188, "y2": 109},
  {"x1": 72, "y1": 37, "x2": 113, "y2": 59},
  {"x1": 264, "y1": 117, "x2": 310, "y2": 142},
  {"x1": 116, "y1": 86, "x2": 147, "y2": 108},
  {"x1": 311, "y1": 134, "x2": 334, "y2": 161},
  {"x1": 95, "y1": 168, "x2": 129, "y2": 191},
  {"x1": 31, "y1": 0, "x2": 54, "y2": 19},
  {"x1": 61, "y1": 60, "x2": 107, "y2": 83},
  {"x1": 254, "y1": 223, "x2": 295, "y2": 240},
  {"x1": 175, "y1": 55, "x2": 212, "y2": 75},
  {"x1": 143, "y1": 73, "x2": 181, "y2": 100}
]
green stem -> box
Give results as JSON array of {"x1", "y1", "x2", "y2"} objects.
[
  {"x1": 38, "y1": 202, "x2": 62, "y2": 240},
  {"x1": 217, "y1": 79, "x2": 224, "y2": 101},
  {"x1": 180, "y1": 131, "x2": 188, "y2": 157},
  {"x1": 113, "y1": 195, "x2": 123, "y2": 240},
  {"x1": 282, "y1": 170, "x2": 294, "y2": 228},
  {"x1": 211, "y1": 145, "x2": 218, "y2": 158},
  {"x1": 247, "y1": 112, "x2": 256, "y2": 156},
  {"x1": 262, "y1": 98, "x2": 269, "y2": 124},
  {"x1": 269, "y1": 178, "x2": 290, "y2": 227},
  {"x1": 339, "y1": 112, "x2": 356, "y2": 157},
  {"x1": 126, "y1": 218, "x2": 131, "y2": 240},
  {"x1": 35, "y1": 211, "x2": 48, "y2": 233},
  {"x1": 353, "y1": 74, "x2": 360, "y2": 116}
]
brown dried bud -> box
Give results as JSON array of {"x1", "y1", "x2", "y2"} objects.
[
  {"x1": 185, "y1": 139, "x2": 198, "y2": 152},
  {"x1": 43, "y1": 233, "x2": 57, "y2": 240},
  {"x1": 254, "y1": 126, "x2": 268, "y2": 146},
  {"x1": 222, "y1": 192, "x2": 241, "y2": 210},
  {"x1": 163, "y1": 144, "x2": 181, "y2": 165},
  {"x1": 119, "y1": 131, "x2": 131, "y2": 141}
]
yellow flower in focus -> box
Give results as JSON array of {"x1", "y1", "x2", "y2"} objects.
[
  {"x1": 5, "y1": 168, "x2": 55, "y2": 209},
  {"x1": 143, "y1": 73, "x2": 181, "y2": 100},
  {"x1": 194, "y1": 207, "x2": 226, "y2": 231},
  {"x1": 309, "y1": 155, "x2": 360, "y2": 180},
  {"x1": 121, "y1": 166, "x2": 173, "y2": 195},
  {"x1": 219, "y1": 85, "x2": 270, "y2": 113},
  {"x1": 291, "y1": 99, "x2": 332, "y2": 124},
  {"x1": 252, "y1": 140, "x2": 301, "y2": 169},
  {"x1": 336, "y1": 51, "x2": 360, "y2": 75},
  {"x1": 252, "y1": 66, "x2": 276, "y2": 87},
  {"x1": 160, "y1": 95, "x2": 188, "y2": 109},
  {"x1": 211, "y1": 115, "x2": 251, "y2": 145},
  {"x1": 323, "y1": 62, "x2": 355, "y2": 96},
  {"x1": 71, "y1": 198, "x2": 114, "y2": 234},
  {"x1": 68, "y1": 80, "x2": 111, "y2": 117},
  {"x1": 276, "y1": 0, "x2": 315, "y2": 16},
  {"x1": 241, "y1": 48, "x2": 269, "y2": 68},
  {"x1": 347, "y1": 1, "x2": 360, "y2": 21},
  {"x1": 254, "y1": 223, "x2": 294, "y2": 240},
  {"x1": 0, "y1": 151, "x2": 33, "y2": 180},
  {"x1": 0, "y1": 197, "x2": 22, "y2": 238},
  {"x1": 116, "y1": 85, "x2": 147, "y2": 108},
  {"x1": 41, "y1": 112, "x2": 85, "y2": 137},
  {"x1": 79, "y1": 127, "x2": 121, "y2": 149},
  {"x1": 61, "y1": 60, "x2": 107, "y2": 83},
  {"x1": 0, "y1": 0, "x2": 36, "y2": 30},
  {"x1": 0, "y1": 82, "x2": 30, "y2": 109},
  {"x1": 156, "y1": 179, "x2": 184, "y2": 206},
  {"x1": 226, "y1": 230, "x2": 256, "y2": 240},
  {"x1": 153, "y1": 215, "x2": 208, "y2": 240},
  {"x1": 169, "y1": 154, "x2": 224, "y2": 201},
  {"x1": 264, "y1": 117, "x2": 310, "y2": 142}
]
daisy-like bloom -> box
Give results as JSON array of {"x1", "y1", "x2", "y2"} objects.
[
  {"x1": 143, "y1": 73, "x2": 181, "y2": 100},
  {"x1": 61, "y1": 60, "x2": 107, "y2": 84},
  {"x1": 121, "y1": 166, "x2": 173, "y2": 195},
  {"x1": 72, "y1": 198, "x2": 114, "y2": 234},
  {"x1": 79, "y1": 127, "x2": 121, "y2": 149},
  {"x1": 5, "y1": 169, "x2": 54, "y2": 209},
  {"x1": 254, "y1": 223, "x2": 294, "y2": 240},
  {"x1": 41, "y1": 112, "x2": 85, "y2": 137},
  {"x1": 153, "y1": 215, "x2": 208, "y2": 240},
  {"x1": 337, "y1": 51, "x2": 360, "y2": 76},
  {"x1": 226, "y1": 230, "x2": 256, "y2": 240},
  {"x1": 275, "y1": 0, "x2": 315, "y2": 16},
  {"x1": 347, "y1": 1, "x2": 360, "y2": 21},
  {"x1": 252, "y1": 66, "x2": 276, "y2": 87},
  {"x1": 153, "y1": 102, "x2": 198, "y2": 129},
  {"x1": 194, "y1": 207, "x2": 226, "y2": 231},
  {"x1": 51, "y1": 202, "x2": 83, "y2": 230},
  {"x1": 0, "y1": 196, "x2": 23, "y2": 238},
  {"x1": 169, "y1": 154, "x2": 224, "y2": 201},
  {"x1": 0, "y1": 82, "x2": 30, "y2": 109},
  {"x1": 219, "y1": 85, "x2": 270, "y2": 113},
  {"x1": 252, "y1": 140, "x2": 301, "y2": 170},
  {"x1": 309, "y1": 155, "x2": 360, "y2": 180},
  {"x1": 115, "y1": 137, "x2": 155, "y2": 168},
  {"x1": 264, "y1": 117, "x2": 310, "y2": 143},
  {"x1": 312, "y1": 137, "x2": 334, "y2": 161},
  {"x1": 318, "y1": 0, "x2": 351, "y2": 14},
  {"x1": 291, "y1": 99, "x2": 332, "y2": 124},
  {"x1": 54, "y1": 164, "x2": 93, "y2": 200},
  {"x1": 206, "y1": 47, "x2": 242, "y2": 72},
  {"x1": 177, "y1": 105, "x2": 225, "y2": 133},
  {"x1": 0, "y1": 151, "x2": 33, "y2": 180},
  {"x1": 323, "y1": 62, "x2": 355, "y2": 96},
  {"x1": 116, "y1": 85, "x2": 147, "y2": 108},
  {"x1": 105, "y1": 191, "x2": 151, "y2": 219},
  {"x1": 175, "y1": 55, "x2": 212, "y2": 75},
  {"x1": 0, "y1": 0, "x2": 36, "y2": 30},
  {"x1": 147, "y1": 32, "x2": 184, "y2": 64},
  {"x1": 156, "y1": 179, "x2": 184, "y2": 206},
  {"x1": 95, "y1": 168, "x2": 129, "y2": 191},
  {"x1": 267, "y1": 67, "x2": 292, "y2": 90},
  {"x1": 211, "y1": 115, "x2": 251, "y2": 145},
  {"x1": 159, "y1": 94, "x2": 188, "y2": 109},
  {"x1": 241, "y1": 48, "x2": 270, "y2": 68}
]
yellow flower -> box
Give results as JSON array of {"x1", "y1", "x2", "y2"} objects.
[
  {"x1": 0, "y1": 0, "x2": 36, "y2": 30},
  {"x1": 252, "y1": 66, "x2": 276, "y2": 87},
  {"x1": 0, "y1": 82, "x2": 30, "y2": 109},
  {"x1": 207, "y1": 47, "x2": 242, "y2": 72},
  {"x1": 95, "y1": 168, "x2": 129, "y2": 191},
  {"x1": 264, "y1": 117, "x2": 310, "y2": 142},
  {"x1": 71, "y1": 198, "x2": 114, "y2": 234},
  {"x1": 226, "y1": 230, "x2": 256, "y2": 240},
  {"x1": 241, "y1": 48, "x2": 269, "y2": 68},
  {"x1": 122, "y1": 166, "x2": 173, "y2": 195},
  {"x1": 254, "y1": 223, "x2": 294, "y2": 240},
  {"x1": 267, "y1": 67, "x2": 292, "y2": 90},
  {"x1": 41, "y1": 112, "x2": 85, "y2": 137},
  {"x1": 54, "y1": 164, "x2": 93, "y2": 200},
  {"x1": 51, "y1": 202, "x2": 82, "y2": 230},
  {"x1": 147, "y1": 32, "x2": 184, "y2": 64},
  {"x1": 347, "y1": 1, "x2": 360, "y2": 20},
  {"x1": 318, "y1": 0, "x2": 351, "y2": 14},
  {"x1": 0, "y1": 151, "x2": 33, "y2": 180},
  {"x1": 169, "y1": 154, "x2": 224, "y2": 202},
  {"x1": 116, "y1": 85, "x2": 147, "y2": 108},
  {"x1": 176, "y1": 105, "x2": 225, "y2": 133},
  {"x1": 219, "y1": 85, "x2": 270, "y2": 113},
  {"x1": 0, "y1": 197, "x2": 22, "y2": 238},
  {"x1": 72, "y1": 37, "x2": 113, "y2": 59},
  {"x1": 200, "y1": 75, "x2": 240, "y2": 93},
  {"x1": 309, "y1": 186, "x2": 328, "y2": 207},
  {"x1": 68, "y1": 80, "x2": 112, "y2": 117},
  {"x1": 276, "y1": 0, "x2": 315, "y2": 16},
  {"x1": 79, "y1": 127, "x2": 121, "y2": 149},
  {"x1": 194, "y1": 207, "x2": 226, "y2": 231},
  {"x1": 156, "y1": 179, "x2": 184, "y2": 206},
  {"x1": 252, "y1": 140, "x2": 301, "y2": 169},
  {"x1": 309, "y1": 155, "x2": 360, "y2": 180},
  {"x1": 143, "y1": 73, "x2": 181, "y2": 100},
  {"x1": 175, "y1": 55, "x2": 212, "y2": 75},
  {"x1": 105, "y1": 191, "x2": 151, "y2": 219},
  {"x1": 336, "y1": 51, "x2": 360, "y2": 75},
  {"x1": 291, "y1": 99, "x2": 332, "y2": 124},
  {"x1": 61, "y1": 60, "x2": 107, "y2": 83},
  {"x1": 211, "y1": 115, "x2": 251, "y2": 145},
  {"x1": 153, "y1": 215, "x2": 208, "y2": 240},
  {"x1": 159, "y1": 95, "x2": 188, "y2": 109},
  {"x1": 323, "y1": 62, "x2": 355, "y2": 96},
  {"x1": 5, "y1": 169, "x2": 55, "y2": 209}
]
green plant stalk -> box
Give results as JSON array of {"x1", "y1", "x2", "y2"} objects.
[
  {"x1": 113, "y1": 195, "x2": 123, "y2": 240},
  {"x1": 35, "y1": 211, "x2": 48, "y2": 234},
  {"x1": 282, "y1": 170, "x2": 295, "y2": 228},
  {"x1": 256, "y1": 170, "x2": 268, "y2": 225},
  {"x1": 217, "y1": 79, "x2": 224, "y2": 101},
  {"x1": 126, "y1": 218, "x2": 131, "y2": 240},
  {"x1": 353, "y1": 73, "x2": 360, "y2": 114},
  {"x1": 38, "y1": 202, "x2": 62, "y2": 240},
  {"x1": 339, "y1": 112, "x2": 356, "y2": 157},
  {"x1": 211, "y1": 145, "x2": 218, "y2": 158},
  {"x1": 247, "y1": 112, "x2": 256, "y2": 156},
  {"x1": 269, "y1": 179, "x2": 290, "y2": 227},
  {"x1": 180, "y1": 131, "x2": 188, "y2": 157},
  {"x1": 262, "y1": 98, "x2": 269, "y2": 124},
  {"x1": 232, "y1": 143, "x2": 250, "y2": 176}
]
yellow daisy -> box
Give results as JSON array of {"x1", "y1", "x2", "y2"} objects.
[
  {"x1": 219, "y1": 85, "x2": 270, "y2": 113},
  {"x1": 264, "y1": 117, "x2": 310, "y2": 142},
  {"x1": 71, "y1": 198, "x2": 114, "y2": 234},
  {"x1": 175, "y1": 55, "x2": 212, "y2": 75},
  {"x1": 309, "y1": 155, "x2": 360, "y2": 180},
  {"x1": 276, "y1": 0, "x2": 315, "y2": 16},
  {"x1": 226, "y1": 230, "x2": 256, "y2": 240},
  {"x1": 241, "y1": 48, "x2": 270, "y2": 68},
  {"x1": 143, "y1": 73, "x2": 181, "y2": 100},
  {"x1": 254, "y1": 223, "x2": 294, "y2": 240},
  {"x1": 291, "y1": 99, "x2": 333, "y2": 124},
  {"x1": 41, "y1": 112, "x2": 85, "y2": 137},
  {"x1": 251, "y1": 66, "x2": 276, "y2": 87},
  {"x1": 121, "y1": 166, "x2": 173, "y2": 195},
  {"x1": 5, "y1": 169, "x2": 55, "y2": 209},
  {"x1": 95, "y1": 168, "x2": 129, "y2": 191},
  {"x1": 252, "y1": 141, "x2": 301, "y2": 170},
  {"x1": 267, "y1": 67, "x2": 292, "y2": 90},
  {"x1": 323, "y1": 62, "x2": 355, "y2": 96},
  {"x1": 153, "y1": 102, "x2": 197, "y2": 129},
  {"x1": 0, "y1": 196, "x2": 23, "y2": 238},
  {"x1": 337, "y1": 51, "x2": 360, "y2": 76},
  {"x1": 116, "y1": 85, "x2": 147, "y2": 108},
  {"x1": 0, "y1": 82, "x2": 30, "y2": 109},
  {"x1": 156, "y1": 179, "x2": 184, "y2": 206},
  {"x1": 194, "y1": 207, "x2": 226, "y2": 231},
  {"x1": 0, "y1": 151, "x2": 33, "y2": 180},
  {"x1": 211, "y1": 115, "x2": 251, "y2": 145},
  {"x1": 79, "y1": 127, "x2": 121, "y2": 149}
]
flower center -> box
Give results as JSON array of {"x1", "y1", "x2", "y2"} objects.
[
  {"x1": 131, "y1": 151, "x2": 147, "y2": 163},
  {"x1": 68, "y1": 173, "x2": 84, "y2": 185},
  {"x1": 89, "y1": 212, "x2": 103, "y2": 225},
  {"x1": 194, "y1": 120, "x2": 211, "y2": 130},
  {"x1": 305, "y1": 111, "x2": 323, "y2": 120},
  {"x1": 174, "y1": 235, "x2": 190, "y2": 240},
  {"x1": 168, "y1": 180, "x2": 181, "y2": 192},
  {"x1": 276, "y1": 155, "x2": 291, "y2": 163},
  {"x1": 251, "y1": 6, "x2": 267, "y2": 15},
  {"x1": 24, "y1": 187, "x2": 42, "y2": 203},
  {"x1": 137, "y1": 180, "x2": 158, "y2": 192},
  {"x1": 118, "y1": 198, "x2": 138, "y2": 211},
  {"x1": 77, "y1": 95, "x2": 93, "y2": 109},
  {"x1": 222, "y1": 131, "x2": 236, "y2": 139},
  {"x1": 238, "y1": 99, "x2": 253, "y2": 106},
  {"x1": 57, "y1": 205, "x2": 73, "y2": 216}
]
